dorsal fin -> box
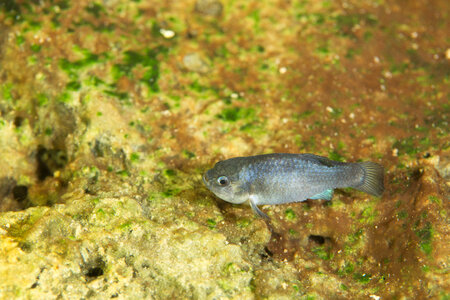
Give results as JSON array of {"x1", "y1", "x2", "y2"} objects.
[{"x1": 300, "y1": 153, "x2": 345, "y2": 167}]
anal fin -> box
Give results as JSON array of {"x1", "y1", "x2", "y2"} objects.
[{"x1": 309, "y1": 189, "x2": 334, "y2": 200}]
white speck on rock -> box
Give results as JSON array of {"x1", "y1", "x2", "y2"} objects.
[
  {"x1": 159, "y1": 28, "x2": 175, "y2": 39},
  {"x1": 392, "y1": 148, "x2": 398, "y2": 157}
]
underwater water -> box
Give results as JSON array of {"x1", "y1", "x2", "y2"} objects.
[{"x1": 0, "y1": 0, "x2": 448, "y2": 298}]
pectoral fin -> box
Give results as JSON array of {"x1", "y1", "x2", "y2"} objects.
[
  {"x1": 249, "y1": 196, "x2": 269, "y2": 220},
  {"x1": 309, "y1": 189, "x2": 334, "y2": 200}
]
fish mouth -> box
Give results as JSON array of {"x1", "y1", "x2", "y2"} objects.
[{"x1": 202, "y1": 172, "x2": 209, "y2": 186}]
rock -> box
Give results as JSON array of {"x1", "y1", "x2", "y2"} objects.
[
  {"x1": 183, "y1": 53, "x2": 210, "y2": 74},
  {"x1": 195, "y1": 0, "x2": 223, "y2": 17},
  {"x1": 435, "y1": 153, "x2": 450, "y2": 179},
  {"x1": 0, "y1": 0, "x2": 448, "y2": 298},
  {"x1": 0, "y1": 197, "x2": 254, "y2": 299}
]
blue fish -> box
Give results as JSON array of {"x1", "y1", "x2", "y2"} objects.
[{"x1": 203, "y1": 153, "x2": 384, "y2": 219}]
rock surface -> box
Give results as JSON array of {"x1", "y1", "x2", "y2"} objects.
[{"x1": 0, "y1": 0, "x2": 448, "y2": 299}]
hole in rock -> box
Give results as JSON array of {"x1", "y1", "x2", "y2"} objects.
[
  {"x1": 84, "y1": 257, "x2": 106, "y2": 280},
  {"x1": 14, "y1": 116, "x2": 23, "y2": 127},
  {"x1": 86, "y1": 267, "x2": 104, "y2": 278},
  {"x1": 12, "y1": 185, "x2": 28, "y2": 202},
  {"x1": 308, "y1": 235, "x2": 326, "y2": 245},
  {"x1": 36, "y1": 146, "x2": 68, "y2": 181}
]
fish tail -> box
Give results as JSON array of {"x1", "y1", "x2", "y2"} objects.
[{"x1": 353, "y1": 161, "x2": 384, "y2": 197}]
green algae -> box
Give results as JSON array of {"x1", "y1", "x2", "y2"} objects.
[
  {"x1": 182, "y1": 149, "x2": 196, "y2": 159},
  {"x1": 130, "y1": 152, "x2": 140, "y2": 163},
  {"x1": 0, "y1": 0, "x2": 24, "y2": 23},
  {"x1": 36, "y1": 93, "x2": 49, "y2": 106},
  {"x1": 85, "y1": 2, "x2": 104, "y2": 18},
  {"x1": 338, "y1": 262, "x2": 354, "y2": 276},
  {"x1": 428, "y1": 196, "x2": 441, "y2": 205},
  {"x1": 353, "y1": 273, "x2": 371, "y2": 284},
  {"x1": 111, "y1": 46, "x2": 168, "y2": 94},
  {"x1": 66, "y1": 81, "x2": 81, "y2": 91},
  {"x1": 103, "y1": 90, "x2": 129, "y2": 101},
  {"x1": 189, "y1": 81, "x2": 210, "y2": 93},
  {"x1": 397, "y1": 210, "x2": 408, "y2": 219},
  {"x1": 217, "y1": 107, "x2": 256, "y2": 122},
  {"x1": 161, "y1": 188, "x2": 181, "y2": 198},
  {"x1": 334, "y1": 13, "x2": 378, "y2": 37},
  {"x1": 29, "y1": 44, "x2": 41, "y2": 53},
  {"x1": 116, "y1": 170, "x2": 130, "y2": 177},
  {"x1": 292, "y1": 110, "x2": 314, "y2": 120},
  {"x1": 344, "y1": 229, "x2": 365, "y2": 255},
  {"x1": 358, "y1": 206, "x2": 378, "y2": 224},
  {"x1": 237, "y1": 218, "x2": 251, "y2": 228},
  {"x1": 206, "y1": 218, "x2": 217, "y2": 229},
  {"x1": 163, "y1": 169, "x2": 176, "y2": 178},
  {"x1": 59, "y1": 49, "x2": 105, "y2": 76},
  {"x1": 311, "y1": 246, "x2": 332, "y2": 260},
  {"x1": 414, "y1": 222, "x2": 433, "y2": 256},
  {"x1": 1, "y1": 83, "x2": 14, "y2": 103},
  {"x1": 284, "y1": 208, "x2": 296, "y2": 221},
  {"x1": 1, "y1": 207, "x2": 49, "y2": 238},
  {"x1": 328, "y1": 150, "x2": 345, "y2": 162}
]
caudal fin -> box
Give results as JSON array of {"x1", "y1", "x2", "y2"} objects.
[{"x1": 354, "y1": 161, "x2": 384, "y2": 197}]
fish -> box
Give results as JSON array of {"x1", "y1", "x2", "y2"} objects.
[{"x1": 203, "y1": 153, "x2": 384, "y2": 219}]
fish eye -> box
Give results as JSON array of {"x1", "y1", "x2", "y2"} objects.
[{"x1": 217, "y1": 176, "x2": 229, "y2": 186}]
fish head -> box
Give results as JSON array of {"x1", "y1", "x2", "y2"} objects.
[{"x1": 203, "y1": 158, "x2": 249, "y2": 204}]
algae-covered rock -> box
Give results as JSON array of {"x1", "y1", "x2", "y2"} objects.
[
  {"x1": 0, "y1": 196, "x2": 254, "y2": 299},
  {"x1": 0, "y1": 0, "x2": 448, "y2": 299}
]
